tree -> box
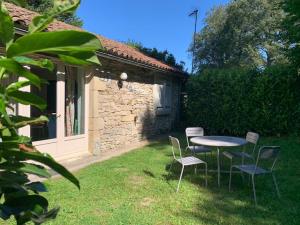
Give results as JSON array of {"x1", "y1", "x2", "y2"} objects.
[
  {"x1": 282, "y1": 0, "x2": 300, "y2": 69},
  {"x1": 192, "y1": 0, "x2": 287, "y2": 71},
  {"x1": 126, "y1": 40, "x2": 186, "y2": 71},
  {"x1": 5, "y1": 0, "x2": 83, "y2": 26},
  {"x1": 0, "y1": 0, "x2": 101, "y2": 224}
]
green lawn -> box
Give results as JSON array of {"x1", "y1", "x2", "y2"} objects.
[{"x1": 3, "y1": 135, "x2": 300, "y2": 224}]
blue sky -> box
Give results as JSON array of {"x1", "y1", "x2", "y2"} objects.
[{"x1": 77, "y1": 0, "x2": 230, "y2": 72}]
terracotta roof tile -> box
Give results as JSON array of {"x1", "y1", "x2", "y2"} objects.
[{"x1": 5, "y1": 2, "x2": 182, "y2": 73}]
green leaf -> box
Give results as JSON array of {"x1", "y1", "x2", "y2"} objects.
[
  {"x1": 0, "y1": 2, "x2": 14, "y2": 49},
  {"x1": 19, "y1": 163, "x2": 51, "y2": 178},
  {"x1": 25, "y1": 182, "x2": 48, "y2": 193},
  {"x1": 1, "y1": 128, "x2": 11, "y2": 137},
  {"x1": 31, "y1": 207, "x2": 60, "y2": 224},
  {"x1": 4, "y1": 195, "x2": 48, "y2": 215},
  {"x1": 0, "y1": 58, "x2": 42, "y2": 88},
  {"x1": 6, "y1": 80, "x2": 31, "y2": 93},
  {"x1": 0, "y1": 205, "x2": 11, "y2": 220},
  {"x1": 29, "y1": 0, "x2": 80, "y2": 34},
  {"x1": 12, "y1": 115, "x2": 49, "y2": 128},
  {"x1": 58, "y1": 51, "x2": 101, "y2": 66},
  {"x1": 1, "y1": 135, "x2": 31, "y2": 146},
  {"x1": 7, "y1": 90, "x2": 46, "y2": 110},
  {"x1": 53, "y1": 0, "x2": 80, "y2": 12},
  {"x1": 7, "y1": 30, "x2": 102, "y2": 58},
  {"x1": 29, "y1": 14, "x2": 54, "y2": 34},
  {"x1": 0, "y1": 97, "x2": 13, "y2": 126},
  {"x1": 13, "y1": 56, "x2": 54, "y2": 71},
  {"x1": 1, "y1": 150, "x2": 80, "y2": 189},
  {"x1": 0, "y1": 162, "x2": 51, "y2": 178},
  {"x1": 0, "y1": 171, "x2": 29, "y2": 184}
]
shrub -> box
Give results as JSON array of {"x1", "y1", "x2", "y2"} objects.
[{"x1": 185, "y1": 66, "x2": 300, "y2": 136}]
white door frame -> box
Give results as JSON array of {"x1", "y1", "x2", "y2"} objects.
[{"x1": 18, "y1": 64, "x2": 89, "y2": 161}]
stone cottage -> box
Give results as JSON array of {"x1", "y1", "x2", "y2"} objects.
[{"x1": 5, "y1": 3, "x2": 187, "y2": 161}]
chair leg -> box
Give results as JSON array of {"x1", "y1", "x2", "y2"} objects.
[
  {"x1": 229, "y1": 166, "x2": 233, "y2": 191},
  {"x1": 205, "y1": 163, "x2": 208, "y2": 187},
  {"x1": 217, "y1": 147, "x2": 220, "y2": 187},
  {"x1": 176, "y1": 165, "x2": 184, "y2": 192},
  {"x1": 251, "y1": 175, "x2": 257, "y2": 206},
  {"x1": 272, "y1": 173, "x2": 281, "y2": 198}
]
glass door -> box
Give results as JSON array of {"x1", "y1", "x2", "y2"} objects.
[
  {"x1": 26, "y1": 65, "x2": 88, "y2": 160},
  {"x1": 30, "y1": 67, "x2": 57, "y2": 141}
]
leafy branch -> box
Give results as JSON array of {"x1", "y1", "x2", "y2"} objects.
[{"x1": 0, "y1": 0, "x2": 102, "y2": 224}]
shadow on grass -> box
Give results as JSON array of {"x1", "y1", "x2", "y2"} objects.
[
  {"x1": 143, "y1": 170, "x2": 156, "y2": 178},
  {"x1": 159, "y1": 135, "x2": 300, "y2": 225}
]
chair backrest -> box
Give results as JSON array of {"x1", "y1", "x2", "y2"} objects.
[
  {"x1": 169, "y1": 136, "x2": 182, "y2": 160},
  {"x1": 246, "y1": 132, "x2": 259, "y2": 155},
  {"x1": 185, "y1": 127, "x2": 205, "y2": 147},
  {"x1": 255, "y1": 146, "x2": 280, "y2": 172}
]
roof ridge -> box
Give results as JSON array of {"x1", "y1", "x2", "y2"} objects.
[{"x1": 4, "y1": 2, "x2": 183, "y2": 73}]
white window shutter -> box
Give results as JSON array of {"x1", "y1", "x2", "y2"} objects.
[
  {"x1": 154, "y1": 83, "x2": 163, "y2": 108},
  {"x1": 153, "y1": 76, "x2": 172, "y2": 115},
  {"x1": 165, "y1": 81, "x2": 172, "y2": 109}
]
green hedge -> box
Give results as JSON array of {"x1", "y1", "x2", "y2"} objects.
[{"x1": 185, "y1": 66, "x2": 300, "y2": 136}]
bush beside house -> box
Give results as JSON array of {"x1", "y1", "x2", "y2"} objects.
[{"x1": 185, "y1": 66, "x2": 300, "y2": 136}]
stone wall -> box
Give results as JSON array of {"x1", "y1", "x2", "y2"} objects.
[{"x1": 88, "y1": 58, "x2": 182, "y2": 154}]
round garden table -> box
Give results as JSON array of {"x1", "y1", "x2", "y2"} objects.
[{"x1": 190, "y1": 136, "x2": 247, "y2": 187}]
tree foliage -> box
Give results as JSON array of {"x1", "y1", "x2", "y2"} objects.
[
  {"x1": 192, "y1": 0, "x2": 287, "y2": 71},
  {"x1": 126, "y1": 40, "x2": 186, "y2": 71},
  {"x1": 282, "y1": 0, "x2": 300, "y2": 69},
  {"x1": 5, "y1": 0, "x2": 83, "y2": 27},
  {"x1": 0, "y1": 0, "x2": 101, "y2": 224}
]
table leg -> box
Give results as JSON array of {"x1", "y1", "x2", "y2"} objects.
[{"x1": 217, "y1": 147, "x2": 220, "y2": 187}]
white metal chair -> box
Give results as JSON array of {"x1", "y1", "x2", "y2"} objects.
[
  {"x1": 229, "y1": 146, "x2": 281, "y2": 205},
  {"x1": 223, "y1": 132, "x2": 259, "y2": 167},
  {"x1": 185, "y1": 127, "x2": 212, "y2": 158},
  {"x1": 168, "y1": 136, "x2": 207, "y2": 192}
]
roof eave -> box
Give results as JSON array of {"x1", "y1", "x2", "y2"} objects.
[{"x1": 14, "y1": 27, "x2": 188, "y2": 78}]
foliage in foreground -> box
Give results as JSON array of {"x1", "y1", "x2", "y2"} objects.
[
  {"x1": 0, "y1": 0, "x2": 101, "y2": 224},
  {"x1": 185, "y1": 66, "x2": 300, "y2": 136}
]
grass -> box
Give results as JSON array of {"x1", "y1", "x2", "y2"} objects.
[{"x1": 2, "y1": 135, "x2": 300, "y2": 224}]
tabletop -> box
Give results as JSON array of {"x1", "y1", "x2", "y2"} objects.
[{"x1": 190, "y1": 136, "x2": 247, "y2": 147}]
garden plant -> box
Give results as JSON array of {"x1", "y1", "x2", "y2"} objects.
[{"x1": 0, "y1": 0, "x2": 101, "y2": 224}]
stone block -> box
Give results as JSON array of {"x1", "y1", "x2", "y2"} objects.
[
  {"x1": 89, "y1": 117, "x2": 105, "y2": 131},
  {"x1": 119, "y1": 110, "x2": 131, "y2": 116},
  {"x1": 93, "y1": 77, "x2": 106, "y2": 91},
  {"x1": 121, "y1": 115, "x2": 135, "y2": 122}
]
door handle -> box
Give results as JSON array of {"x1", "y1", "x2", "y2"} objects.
[{"x1": 50, "y1": 113, "x2": 61, "y2": 118}]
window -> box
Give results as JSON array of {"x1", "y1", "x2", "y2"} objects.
[{"x1": 153, "y1": 77, "x2": 172, "y2": 115}]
